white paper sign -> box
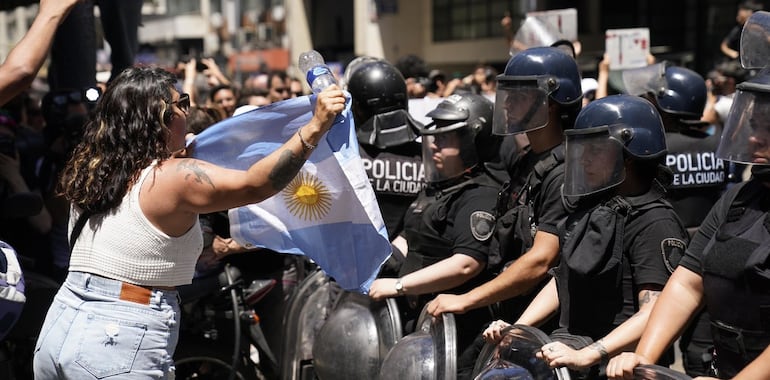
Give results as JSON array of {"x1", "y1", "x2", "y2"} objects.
[
  {"x1": 512, "y1": 17, "x2": 560, "y2": 53},
  {"x1": 526, "y1": 8, "x2": 578, "y2": 41},
  {"x1": 605, "y1": 28, "x2": 650, "y2": 70}
]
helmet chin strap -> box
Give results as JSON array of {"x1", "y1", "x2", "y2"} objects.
[
  {"x1": 514, "y1": 91, "x2": 547, "y2": 131},
  {"x1": 427, "y1": 165, "x2": 483, "y2": 193}
]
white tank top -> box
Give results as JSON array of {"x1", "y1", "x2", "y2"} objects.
[{"x1": 68, "y1": 161, "x2": 203, "y2": 287}]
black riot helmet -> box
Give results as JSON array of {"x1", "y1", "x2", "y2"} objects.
[
  {"x1": 420, "y1": 93, "x2": 498, "y2": 184},
  {"x1": 347, "y1": 60, "x2": 421, "y2": 149},
  {"x1": 341, "y1": 55, "x2": 380, "y2": 90},
  {"x1": 564, "y1": 95, "x2": 666, "y2": 197},
  {"x1": 717, "y1": 10, "x2": 770, "y2": 175},
  {"x1": 622, "y1": 63, "x2": 707, "y2": 123},
  {"x1": 493, "y1": 46, "x2": 582, "y2": 135}
]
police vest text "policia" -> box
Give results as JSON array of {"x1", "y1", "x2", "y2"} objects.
[
  {"x1": 362, "y1": 157, "x2": 425, "y2": 195},
  {"x1": 666, "y1": 152, "x2": 725, "y2": 187}
]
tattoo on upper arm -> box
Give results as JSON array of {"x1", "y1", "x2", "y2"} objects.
[
  {"x1": 268, "y1": 149, "x2": 305, "y2": 190},
  {"x1": 178, "y1": 159, "x2": 215, "y2": 189}
]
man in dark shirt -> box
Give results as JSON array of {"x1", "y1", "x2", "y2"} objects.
[
  {"x1": 427, "y1": 46, "x2": 583, "y2": 321},
  {"x1": 368, "y1": 93, "x2": 505, "y2": 379},
  {"x1": 622, "y1": 62, "x2": 726, "y2": 376},
  {"x1": 721, "y1": 1, "x2": 764, "y2": 60},
  {"x1": 486, "y1": 95, "x2": 687, "y2": 379},
  {"x1": 607, "y1": 40, "x2": 770, "y2": 379},
  {"x1": 346, "y1": 59, "x2": 424, "y2": 275}
]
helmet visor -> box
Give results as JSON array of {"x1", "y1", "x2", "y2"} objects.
[
  {"x1": 564, "y1": 125, "x2": 626, "y2": 196},
  {"x1": 357, "y1": 109, "x2": 420, "y2": 148},
  {"x1": 492, "y1": 75, "x2": 555, "y2": 135},
  {"x1": 717, "y1": 88, "x2": 770, "y2": 165},
  {"x1": 741, "y1": 11, "x2": 770, "y2": 70},
  {"x1": 421, "y1": 122, "x2": 476, "y2": 183},
  {"x1": 621, "y1": 62, "x2": 667, "y2": 97}
]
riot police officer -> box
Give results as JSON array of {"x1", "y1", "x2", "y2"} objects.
[
  {"x1": 623, "y1": 63, "x2": 728, "y2": 234},
  {"x1": 623, "y1": 63, "x2": 726, "y2": 376},
  {"x1": 485, "y1": 95, "x2": 688, "y2": 379},
  {"x1": 368, "y1": 92, "x2": 505, "y2": 375},
  {"x1": 607, "y1": 11, "x2": 770, "y2": 379},
  {"x1": 347, "y1": 59, "x2": 424, "y2": 274},
  {"x1": 427, "y1": 46, "x2": 582, "y2": 323}
]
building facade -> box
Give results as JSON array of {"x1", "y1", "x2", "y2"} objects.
[{"x1": 0, "y1": 0, "x2": 750, "y2": 84}]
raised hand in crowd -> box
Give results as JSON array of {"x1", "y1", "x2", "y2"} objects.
[{"x1": 199, "y1": 57, "x2": 232, "y2": 87}]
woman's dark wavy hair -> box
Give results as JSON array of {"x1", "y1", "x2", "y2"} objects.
[{"x1": 60, "y1": 66, "x2": 177, "y2": 214}]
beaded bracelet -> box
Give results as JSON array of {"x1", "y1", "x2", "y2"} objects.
[{"x1": 297, "y1": 127, "x2": 317, "y2": 152}]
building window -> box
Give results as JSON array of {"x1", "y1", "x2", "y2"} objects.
[
  {"x1": 167, "y1": 0, "x2": 201, "y2": 15},
  {"x1": 433, "y1": 0, "x2": 512, "y2": 42}
]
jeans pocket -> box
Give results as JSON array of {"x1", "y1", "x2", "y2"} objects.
[{"x1": 74, "y1": 313, "x2": 148, "y2": 378}]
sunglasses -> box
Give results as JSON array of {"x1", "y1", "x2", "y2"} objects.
[{"x1": 170, "y1": 93, "x2": 191, "y2": 114}]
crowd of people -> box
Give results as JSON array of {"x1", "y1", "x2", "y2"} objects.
[{"x1": 1, "y1": 0, "x2": 770, "y2": 379}]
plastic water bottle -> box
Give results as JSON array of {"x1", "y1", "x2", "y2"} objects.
[{"x1": 298, "y1": 50, "x2": 337, "y2": 93}]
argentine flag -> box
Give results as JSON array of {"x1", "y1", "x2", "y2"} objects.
[{"x1": 189, "y1": 95, "x2": 390, "y2": 293}]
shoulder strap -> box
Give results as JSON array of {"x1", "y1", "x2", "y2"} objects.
[
  {"x1": 605, "y1": 196, "x2": 634, "y2": 216},
  {"x1": 728, "y1": 180, "x2": 756, "y2": 206},
  {"x1": 69, "y1": 210, "x2": 93, "y2": 253},
  {"x1": 437, "y1": 173, "x2": 501, "y2": 197},
  {"x1": 532, "y1": 145, "x2": 565, "y2": 181},
  {"x1": 515, "y1": 145, "x2": 565, "y2": 212},
  {"x1": 614, "y1": 181, "x2": 672, "y2": 217},
  {"x1": 723, "y1": 180, "x2": 756, "y2": 222}
]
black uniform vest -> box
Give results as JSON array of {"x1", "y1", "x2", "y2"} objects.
[
  {"x1": 488, "y1": 145, "x2": 565, "y2": 273},
  {"x1": 701, "y1": 180, "x2": 770, "y2": 378},
  {"x1": 398, "y1": 173, "x2": 502, "y2": 354},
  {"x1": 401, "y1": 174, "x2": 500, "y2": 273},
  {"x1": 664, "y1": 130, "x2": 727, "y2": 228},
  {"x1": 556, "y1": 185, "x2": 675, "y2": 339}
]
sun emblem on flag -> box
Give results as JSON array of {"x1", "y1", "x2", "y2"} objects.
[{"x1": 283, "y1": 171, "x2": 332, "y2": 220}]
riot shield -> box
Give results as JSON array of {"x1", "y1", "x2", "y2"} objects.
[
  {"x1": 472, "y1": 325, "x2": 571, "y2": 380},
  {"x1": 377, "y1": 306, "x2": 457, "y2": 380},
  {"x1": 280, "y1": 269, "x2": 340, "y2": 380},
  {"x1": 312, "y1": 291, "x2": 403, "y2": 379},
  {"x1": 633, "y1": 364, "x2": 692, "y2": 380}
]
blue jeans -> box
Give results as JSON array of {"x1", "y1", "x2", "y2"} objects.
[{"x1": 33, "y1": 272, "x2": 180, "y2": 379}]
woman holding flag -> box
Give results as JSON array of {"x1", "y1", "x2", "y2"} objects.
[{"x1": 32, "y1": 66, "x2": 346, "y2": 379}]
